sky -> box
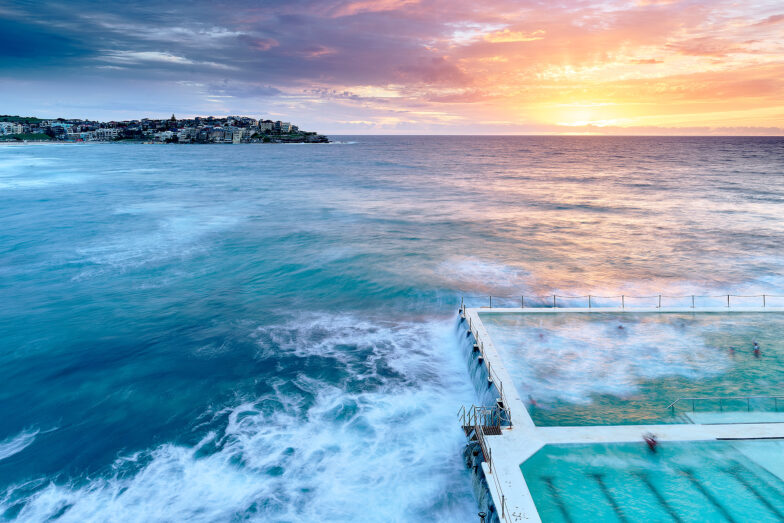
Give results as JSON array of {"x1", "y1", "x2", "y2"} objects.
[{"x1": 1, "y1": 0, "x2": 783, "y2": 134}]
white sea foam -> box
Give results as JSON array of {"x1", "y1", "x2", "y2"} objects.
[
  {"x1": 0, "y1": 156, "x2": 88, "y2": 190},
  {"x1": 437, "y1": 257, "x2": 532, "y2": 296},
  {"x1": 1, "y1": 316, "x2": 476, "y2": 522},
  {"x1": 0, "y1": 429, "x2": 39, "y2": 461},
  {"x1": 73, "y1": 212, "x2": 241, "y2": 277}
]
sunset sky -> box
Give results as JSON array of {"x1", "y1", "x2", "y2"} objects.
[{"x1": 1, "y1": 0, "x2": 783, "y2": 134}]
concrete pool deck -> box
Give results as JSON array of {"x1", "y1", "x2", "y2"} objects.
[{"x1": 461, "y1": 306, "x2": 784, "y2": 522}]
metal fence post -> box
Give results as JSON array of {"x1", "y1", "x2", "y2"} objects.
[
  {"x1": 489, "y1": 447, "x2": 492, "y2": 473},
  {"x1": 621, "y1": 295, "x2": 625, "y2": 309},
  {"x1": 691, "y1": 295, "x2": 695, "y2": 308},
  {"x1": 588, "y1": 295, "x2": 591, "y2": 308},
  {"x1": 763, "y1": 294, "x2": 766, "y2": 308},
  {"x1": 727, "y1": 294, "x2": 730, "y2": 307},
  {"x1": 521, "y1": 295, "x2": 524, "y2": 308},
  {"x1": 489, "y1": 295, "x2": 492, "y2": 308},
  {"x1": 553, "y1": 294, "x2": 556, "y2": 308},
  {"x1": 658, "y1": 294, "x2": 662, "y2": 308}
]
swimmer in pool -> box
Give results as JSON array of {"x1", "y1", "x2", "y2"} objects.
[
  {"x1": 643, "y1": 433, "x2": 658, "y2": 453},
  {"x1": 753, "y1": 341, "x2": 761, "y2": 358}
]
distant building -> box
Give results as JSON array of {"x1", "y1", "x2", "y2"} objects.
[
  {"x1": 177, "y1": 128, "x2": 195, "y2": 142},
  {"x1": 95, "y1": 128, "x2": 120, "y2": 140},
  {"x1": 0, "y1": 122, "x2": 23, "y2": 135}
]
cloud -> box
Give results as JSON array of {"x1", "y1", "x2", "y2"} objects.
[
  {"x1": 248, "y1": 38, "x2": 279, "y2": 51},
  {"x1": 206, "y1": 81, "x2": 283, "y2": 99},
  {"x1": 299, "y1": 45, "x2": 337, "y2": 59},
  {"x1": 752, "y1": 14, "x2": 784, "y2": 26},
  {"x1": 395, "y1": 56, "x2": 471, "y2": 86},
  {"x1": 329, "y1": 0, "x2": 421, "y2": 18},
  {"x1": 665, "y1": 36, "x2": 758, "y2": 57},
  {"x1": 99, "y1": 50, "x2": 237, "y2": 70},
  {"x1": 483, "y1": 29, "x2": 545, "y2": 43}
]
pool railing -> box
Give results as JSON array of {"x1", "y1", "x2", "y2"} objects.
[
  {"x1": 463, "y1": 293, "x2": 784, "y2": 309},
  {"x1": 667, "y1": 395, "x2": 784, "y2": 414}
]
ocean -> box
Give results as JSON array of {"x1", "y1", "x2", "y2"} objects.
[{"x1": 0, "y1": 136, "x2": 783, "y2": 521}]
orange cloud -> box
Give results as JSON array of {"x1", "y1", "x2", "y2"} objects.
[{"x1": 483, "y1": 29, "x2": 545, "y2": 43}]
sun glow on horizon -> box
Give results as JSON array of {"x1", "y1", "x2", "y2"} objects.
[{"x1": 2, "y1": 0, "x2": 783, "y2": 134}]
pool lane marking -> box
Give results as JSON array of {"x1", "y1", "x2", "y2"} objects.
[
  {"x1": 589, "y1": 473, "x2": 629, "y2": 523},
  {"x1": 680, "y1": 468, "x2": 737, "y2": 523},
  {"x1": 541, "y1": 476, "x2": 573, "y2": 523},
  {"x1": 632, "y1": 471, "x2": 684, "y2": 523},
  {"x1": 725, "y1": 465, "x2": 784, "y2": 520},
  {"x1": 729, "y1": 459, "x2": 784, "y2": 501}
]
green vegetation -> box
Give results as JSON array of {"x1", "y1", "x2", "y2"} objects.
[
  {"x1": 0, "y1": 115, "x2": 44, "y2": 124},
  {"x1": 0, "y1": 133, "x2": 53, "y2": 141}
]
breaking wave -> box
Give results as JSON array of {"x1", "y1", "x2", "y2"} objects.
[
  {"x1": 0, "y1": 429, "x2": 39, "y2": 462},
  {"x1": 0, "y1": 315, "x2": 476, "y2": 522}
]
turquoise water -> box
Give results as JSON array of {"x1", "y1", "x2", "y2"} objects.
[
  {"x1": 481, "y1": 312, "x2": 784, "y2": 426},
  {"x1": 1, "y1": 137, "x2": 784, "y2": 520},
  {"x1": 522, "y1": 440, "x2": 784, "y2": 522}
]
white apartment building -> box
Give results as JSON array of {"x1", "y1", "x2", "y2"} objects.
[
  {"x1": 95, "y1": 128, "x2": 120, "y2": 140},
  {"x1": 0, "y1": 122, "x2": 23, "y2": 135}
]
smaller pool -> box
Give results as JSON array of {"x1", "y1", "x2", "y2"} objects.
[{"x1": 522, "y1": 440, "x2": 784, "y2": 522}]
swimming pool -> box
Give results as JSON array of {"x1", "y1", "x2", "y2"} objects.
[
  {"x1": 479, "y1": 312, "x2": 784, "y2": 426},
  {"x1": 521, "y1": 440, "x2": 784, "y2": 522}
]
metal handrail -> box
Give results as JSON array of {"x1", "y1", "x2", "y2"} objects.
[
  {"x1": 466, "y1": 293, "x2": 784, "y2": 309},
  {"x1": 470, "y1": 422, "x2": 513, "y2": 522},
  {"x1": 474, "y1": 424, "x2": 492, "y2": 472},
  {"x1": 488, "y1": 453, "x2": 512, "y2": 523},
  {"x1": 667, "y1": 395, "x2": 784, "y2": 413},
  {"x1": 458, "y1": 404, "x2": 512, "y2": 428}
]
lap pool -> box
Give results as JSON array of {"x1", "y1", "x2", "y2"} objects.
[{"x1": 521, "y1": 440, "x2": 784, "y2": 522}]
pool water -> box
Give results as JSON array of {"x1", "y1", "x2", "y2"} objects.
[
  {"x1": 522, "y1": 440, "x2": 784, "y2": 522},
  {"x1": 480, "y1": 312, "x2": 784, "y2": 426}
]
